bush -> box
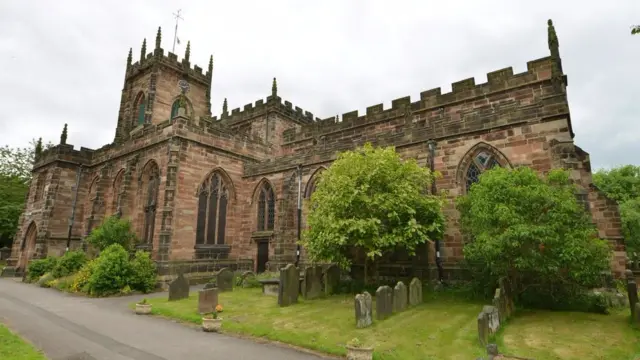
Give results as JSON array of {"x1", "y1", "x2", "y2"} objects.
[
  {"x1": 71, "y1": 259, "x2": 97, "y2": 293},
  {"x1": 85, "y1": 216, "x2": 138, "y2": 251},
  {"x1": 26, "y1": 257, "x2": 58, "y2": 283},
  {"x1": 129, "y1": 251, "x2": 157, "y2": 293},
  {"x1": 36, "y1": 272, "x2": 54, "y2": 287},
  {"x1": 50, "y1": 274, "x2": 76, "y2": 292},
  {"x1": 51, "y1": 250, "x2": 87, "y2": 278},
  {"x1": 87, "y1": 244, "x2": 132, "y2": 296},
  {"x1": 457, "y1": 167, "x2": 611, "y2": 312}
]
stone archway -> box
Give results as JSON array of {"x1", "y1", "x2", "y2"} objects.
[{"x1": 18, "y1": 222, "x2": 37, "y2": 271}]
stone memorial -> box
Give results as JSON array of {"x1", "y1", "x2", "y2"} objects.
[
  {"x1": 408, "y1": 277, "x2": 422, "y2": 306},
  {"x1": 355, "y1": 291, "x2": 373, "y2": 328},
  {"x1": 393, "y1": 281, "x2": 408, "y2": 312},
  {"x1": 278, "y1": 264, "x2": 299, "y2": 307},
  {"x1": 375, "y1": 285, "x2": 393, "y2": 320},
  {"x1": 323, "y1": 264, "x2": 340, "y2": 296},
  {"x1": 203, "y1": 282, "x2": 217, "y2": 290},
  {"x1": 303, "y1": 265, "x2": 322, "y2": 300},
  {"x1": 168, "y1": 272, "x2": 189, "y2": 301},
  {"x1": 216, "y1": 268, "x2": 234, "y2": 292},
  {"x1": 198, "y1": 287, "x2": 218, "y2": 314}
]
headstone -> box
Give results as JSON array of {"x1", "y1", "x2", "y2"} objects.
[
  {"x1": 198, "y1": 288, "x2": 218, "y2": 314},
  {"x1": 168, "y1": 272, "x2": 189, "y2": 301},
  {"x1": 375, "y1": 285, "x2": 393, "y2": 320},
  {"x1": 492, "y1": 288, "x2": 507, "y2": 323},
  {"x1": 241, "y1": 271, "x2": 256, "y2": 288},
  {"x1": 355, "y1": 291, "x2": 373, "y2": 328},
  {"x1": 259, "y1": 279, "x2": 280, "y2": 296},
  {"x1": 216, "y1": 268, "x2": 234, "y2": 292},
  {"x1": 203, "y1": 282, "x2": 217, "y2": 290},
  {"x1": 477, "y1": 311, "x2": 489, "y2": 346},
  {"x1": 278, "y1": 264, "x2": 299, "y2": 307},
  {"x1": 486, "y1": 344, "x2": 499, "y2": 360},
  {"x1": 393, "y1": 281, "x2": 408, "y2": 312},
  {"x1": 303, "y1": 265, "x2": 322, "y2": 300},
  {"x1": 408, "y1": 277, "x2": 422, "y2": 306},
  {"x1": 323, "y1": 264, "x2": 340, "y2": 296},
  {"x1": 482, "y1": 305, "x2": 500, "y2": 334},
  {"x1": 627, "y1": 270, "x2": 639, "y2": 319},
  {"x1": 498, "y1": 277, "x2": 515, "y2": 317}
]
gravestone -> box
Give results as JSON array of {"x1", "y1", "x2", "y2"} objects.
[
  {"x1": 0, "y1": 247, "x2": 10, "y2": 260},
  {"x1": 198, "y1": 287, "x2": 218, "y2": 314},
  {"x1": 492, "y1": 288, "x2": 507, "y2": 323},
  {"x1": 278, "y1": 264, "x2": 299, "y2": 307},
  {"x1": 393, "y1": 281, "x2": 408, "y2": 312},
  {"x1": 477, "y1": 311, "x2": 489, "y2": 346},
  {"x1": 303, "y1": 265, "x2": 322, "y2": 300},
  {"x1": 168, "y1": 272, "x2": 189, "y2": 301},
  {"x1": 486, "y1": 344, "x2": 499, "y2": 360},
  {"x1": 241, "y1": 271, "x2": 256, "y2": 288},
  {"x1": 408, "y1": 277, "x2": 422, "y2": 306},
  {"x1": 323, "y1": 264, "x2": 340, "y2": 296},
  {"x1": 216, "y1": 268, "x2": 234, "y2": 292},
  {"x1": 498, "y1": 277, "x2": 515, "y2": 317},
  {"x1": 627, "y1": 270, "x2": 638, "y2": 319},
  {"x1": 375, "y1": 285, "x2": 393, "y2": 320},
  {"x1": 355, "y1": 291, "x2": 373, "y2": 328},
  {"x1": 203, "y1": 282, "x2": 217, "y2": 290}
]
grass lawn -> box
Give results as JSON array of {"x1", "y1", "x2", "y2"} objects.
[
  {"x1": 499, "y1": 309, "x2": 640, "y2": 360},
  {"x1": 0, "y1": 324, "x2": 47, "y2": 360},
  {"x1": 144, "y1": 288, "x2": 485, "y2": 359},
  {"x1": 140, "y1": 288, "x2": 640, "y2": 360}
]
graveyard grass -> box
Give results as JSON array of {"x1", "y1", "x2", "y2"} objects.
[
  {"x1": 139, "y1": 288, "x2": 640, "y2": 359},
  {"x1": 0, "y1": 323, "x2": 47, "y2": 360}
]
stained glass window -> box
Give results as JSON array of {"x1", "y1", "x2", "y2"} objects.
[
  {"x1": 171, "y1": 100, "x2": 181, "y2": 119},
  {"x1": 465, "y1": 150, "x2": 502, "y2": 192},
  {"x1": 195, "y1": 173, "x2": 228, "y2": 246},
  {"x1": 267, "y1": 188, "x2": 275, "y2": 230},
  {"x1": 257, "y1": 183, "x2": 276, "y2": 231}
]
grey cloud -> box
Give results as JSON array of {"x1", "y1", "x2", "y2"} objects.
[{"x1": 0, "y1": 0, "x2": 638, "y2": 170}]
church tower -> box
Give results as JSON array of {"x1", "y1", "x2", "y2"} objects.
[{"x1": 113, "y1": 27, "x2": 213, "y2": 144}]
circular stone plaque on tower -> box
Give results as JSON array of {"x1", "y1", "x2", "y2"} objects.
[{"x1": 178, "y1": 79, "x2": 190, "y2": 94}]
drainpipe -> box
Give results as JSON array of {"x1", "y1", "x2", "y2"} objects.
[
  {"x1": 295, "y1": 164, "x2": 302, "y2": 267},
  {"x1": 66, "y1": 164, "x2": 83, "y2": 252},
  {"x1": 427, "y1": 140, "x2": 444, "y2": 284}
]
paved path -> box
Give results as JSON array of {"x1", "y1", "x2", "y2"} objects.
[{"x1": 0, "y1": 278, "x2": 328, "y2": 360}]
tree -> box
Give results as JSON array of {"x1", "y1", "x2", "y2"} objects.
[
  {"x1": 85, "y1": 215, "x2": 139, "y2": 251},
  {"x1": 632, "y1": 25, "x2": 640, "y2": 35},
  {"x1": 0, "y1": 138, "x2": 54, "y2": 181},
  {"x1": 457, "y1": 167, "x2": 610, "y2": 303},
  {"x1": 0, "y1": 175, "x2": 29, "y2": 248},
  {"x1": 593, "y1": 165, "x2": 640, "y2": 253},
  {"x1": 301, "y1": 143, "x2": 446, "y2": 281}
]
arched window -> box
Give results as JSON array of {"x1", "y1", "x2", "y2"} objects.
[
  {"x1": 257, "y1": 182, "x2": 275, "y2": 231},
  {"x1": 142, "y1": 165, "x2": 160, "y2": 244},
  {"x1": 135, "y1": 92, "x2": 146, "y2": 126},
  {"x1": 171, "y1": 99, "x2": 183, "y2": 119},
  {"x1": 465, "y1": 150, "x2": 501, "y2": 192},
  {"x1": 196, "y1": 172, "x2": 228, "y2": 245},
  {"x1": 111, "y1": 169, "x2": 125, "y2": 215},
  {"x1": 33, "y1": 172, "x2": 46, "y2": 201}
]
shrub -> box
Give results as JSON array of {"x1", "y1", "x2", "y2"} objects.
[
  {"x1": 71, "y1": 259, "x2": 97, "y2": 293},
  {"x1": 85, "y1": 215, "x2": 138, "y2": 251},
  {"x1": 51, "y1": 250, "x2": 87, "y2": 278},
  {"x1": 51, "y1": 274, "x2": 76, "y2": 292},
  {"x1": 87, "y1": 244, "x2": 132, "y2": 296},
  {"x1": 129, "y1": 251, "x2": 157, "y2": 293},
  {"x1": 36, "y1": 272, "x2": 54, "y2": 287},
  {"x1": 457, "y1": 167, "x2": 611, "y2": 312},
  {"x1": 26, "y1": 257, "x2": 58, "y2": 283}
]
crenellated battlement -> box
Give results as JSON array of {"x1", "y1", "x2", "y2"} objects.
[
  {"x1": 126, "y1": 49, "x2": 210, "y2": 85},
  {"x1": 282, "y1": 55, "x2": 560, "y2": 143},
  {"x1": 214, "y1": 95, "x2": 321, "y2": 125},
  {"x1": 33, "y1": 144, "x2": 95, "y2": 170}
]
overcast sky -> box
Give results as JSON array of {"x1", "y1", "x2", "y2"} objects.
[{"x1": 0, "y1": 1, "x2": 638, "y2": 170}]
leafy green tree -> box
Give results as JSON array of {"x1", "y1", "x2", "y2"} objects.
[
  {"x1": 593, "y1": 165, "x2": 640, "y2": 253},
  {"x1": 0, "y1": 138, "x2": 54, "y2": 181},
  {"x1": 302, "y1": 143, "x2": 446, "y2": 281},
  {"x1": 0, "y1": 175, "x2": 29, "y2": 247},
  {"x1": 457, "y1": 167, "x2": 610, "y2": 303},
  {"x1": 632, "y1": 25, "x2": 640, "y2": 35},
  {"x1": 86, "y1": 215, "x2": 139, "y2": 251}
]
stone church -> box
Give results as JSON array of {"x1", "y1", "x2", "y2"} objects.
[{"x1": 5, "y1": 20, "x2": 626, "y2": 280}]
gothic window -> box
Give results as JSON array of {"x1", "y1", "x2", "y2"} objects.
[
  {"x1": 171, "y1": 99, "x2": 188, "y2": 119},
  {"x1": 34, "y1": 172, "x2": 46, "y2": 201},
  {"x1": 196, "y1": 172, "x2": 229, "y2": 245},
  {"x1": 465, "y1": 151, "x2": 502, "y2": 192},
  {"x1": 141, "y1": 164, "x2": 160, "y2": 244},
  {"x1": 134, "y1": 92, "x2": 146, "y2": 126},
  {"x1": 257, "y1": 182, "x2": 275, "y2": 231},
  {"x1": 112, "y1": 169, "x2": 124, "y2": 214}
]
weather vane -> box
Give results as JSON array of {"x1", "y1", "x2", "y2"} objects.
[{"x1": 172, "y1": 9, "x2": 184, "y2": 53}]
